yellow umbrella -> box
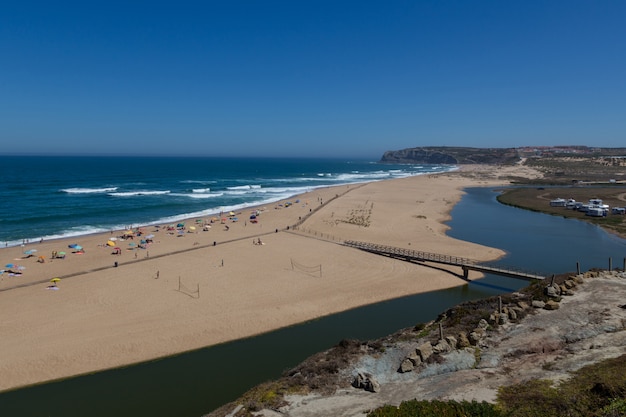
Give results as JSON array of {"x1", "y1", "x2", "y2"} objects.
[
  {"x1": 189, "y1": 226, "x2": 196, "y2": 231},
  {"x1": 50, "y1": 278, "x2": 61, "y2": 283},
  {"x1": 107, "y1": 240, "x2": 115, "y2": 247}
]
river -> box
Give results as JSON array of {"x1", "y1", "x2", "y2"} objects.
[{"x1": 1, "y1": 186, "x2": 625, "y2": 416}]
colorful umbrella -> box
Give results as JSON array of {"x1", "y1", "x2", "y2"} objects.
[
  {"x1": 107, "y1": 241, "x2": 115, "y2": 247},
  {"x1": 50, "y1": 278, "x2": 61, "y2": 283},
  {"x1": 24, "y1": 249, "x2": 37, "y2": 255}
]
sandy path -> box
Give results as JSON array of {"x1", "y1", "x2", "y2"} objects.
[{"x1": 0, "y1": 164, "x2": 538, "y2": 392}]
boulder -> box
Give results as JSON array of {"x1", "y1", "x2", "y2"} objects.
[
  {"x1": 416, "y1": 342, "x2": 433, "y2": 361},
  {"x1": 457, "y1": 332, "x2": 471, "y2": 348},
  {"x1": 545, "y1": 285, "x2": 560, "y2": 298},
  {"x1": 352, "y1": 372, "x2": 380, "y2": 392},
  {"x1": 406, "y1": 350, "x2": 422, "y2": 366},
  {"x1": 398, "y1": 359, "x2": 414, "y2": 373},
  {"x1": 544, "y1": 300, "x2": 560, "y2": 310},
  {"x1": 532, "y1": 300, "x2": 546, "y2": 309},
  {"x1": 445, "y1": 335, "x2": 458, "y2": 349},
  {"x1": 432, "y1": 339, "x2": 451, "y2": 354}
]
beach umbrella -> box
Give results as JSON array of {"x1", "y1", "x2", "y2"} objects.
[
  {"x1": 109, "y1": 237, "x2": 118, "y2": 241},
  {"x1": 189, "y1": 226, "x2": 196, "y2": 231},
  {"x1": 5, "y1": 263, "x2": 15, "y2": 268},
  {"x1": 73, "y1": 245, "x2": 83, "y2": 251},
  {"x1": 68, "y1": 244, "x2": 78, "y2": 248},
  {"x1": 107, "y1": 241, "x2": 115, "y2": 247},
  {"x1": 128, "y1": 242, "x2": 137, "y2": 247},
  {"x1": 145, "y1": 234, "x2": 154, "y2": 239},
  {"x1": 50, "y1": 278, "x2": 61, "y2": 283},
  {"x1": 24, "y1": 249, "x2": 37, "y2": 255},
  {"x1": 58, "y1": 251, "x2": 66, "y2": 256}
]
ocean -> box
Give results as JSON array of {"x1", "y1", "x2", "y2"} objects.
[{"x1": 0, "y1": 156, "x2": 454, "y2": 247}]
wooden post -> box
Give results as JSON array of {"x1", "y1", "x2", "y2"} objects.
[
  {"x1": 439, "y1": 322, "x2": 443, "y2": 340},
  {"x1": 462, "y1": 266, "x2": 469, "y2": 280},
  {"x1": 550, "y1": 274, "x2": 555, "y2": 286},
  {"x1": 576, "y1": 261, "x2": 580, "y2": 275},
  {"x1": 498, "y1": 296, "x2": 502, "y2": 314},
  {"x1": 609, "y1": 257, "x2": 612, "y2": 271},
  {"x1": 623, "y1": 257, "x2": 626, "y2": 272}
]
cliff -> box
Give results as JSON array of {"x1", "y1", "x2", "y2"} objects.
[{"x1": 380, "y1": 146, "x2": 521, "y2": 165}]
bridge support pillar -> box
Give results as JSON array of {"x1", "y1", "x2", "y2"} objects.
[{"x1": 462, "y1": 266, "x2": 469, "y2": 280}]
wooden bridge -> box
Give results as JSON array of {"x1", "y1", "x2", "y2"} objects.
[{"x1": 342, "y1": 240, "x2": 546, "y2": 281}]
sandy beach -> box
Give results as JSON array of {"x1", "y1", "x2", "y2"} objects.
[{"x1": 0, "y1": 164, "x2": 541, "y2": 392}]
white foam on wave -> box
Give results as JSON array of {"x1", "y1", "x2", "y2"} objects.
[
  {"x1": 109, "y1": 191, "x2": 171, "y2": 197},
  {"x1": 61, "y1": 187, "x2": 118, "y2": 194},
  {"x1": 226, "y1": 185, "x2": 262, "y2": 190},
  {"x1": 171, "y1": 192, "x2": 224, "y2": 199},
  {"x1": 192, "y1": 188, "x2": 211, "y2": 193}
]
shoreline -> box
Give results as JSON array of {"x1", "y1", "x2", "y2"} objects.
[{"x1": 0, "y1": 164, "x2": 542, "y2": 393}]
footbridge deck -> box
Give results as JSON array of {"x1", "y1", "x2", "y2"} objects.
[{"x1": 342, "y1": 240, "x2": 545, "y2": 281}]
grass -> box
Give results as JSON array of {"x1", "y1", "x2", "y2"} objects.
[{"x1": 496, "y1": 187, "x2": 626, "y2": 238}]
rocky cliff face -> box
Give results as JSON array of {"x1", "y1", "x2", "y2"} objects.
[{"x1": 380, "y1": 147, "x2": 520, "y2": 165}]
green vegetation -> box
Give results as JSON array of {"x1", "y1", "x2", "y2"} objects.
[
  {"x1": 367, "y1": 400, "x2": 501, "y2": 417},
  {"x1": 366, "y1": 354, "x2": 626, "y2": 417},
  {"x1": 496, "y1": 187, "x2": 626, "y2": 238},
  {"x1": 497, "y1": 354, "x2": 626, "y2": 417}
]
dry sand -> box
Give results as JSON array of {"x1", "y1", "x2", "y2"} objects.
[{"x1": 0, "y1": 163, "x2": 541, "y2": 392}]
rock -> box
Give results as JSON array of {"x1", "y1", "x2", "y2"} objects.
[
  {"x1": 445, "y1": 335, "x2": 458, "y2": 349},
  {"x1": 407, "y1": 350, "x2": 422, "y2": 366},
  {"x1": 498, "y1": 313, "x2": 508, "y2": 325},
  {"x1": 564, "y1": 279, "x2": 576, "y2": 289},
  {"x1": 544, "y1": 300, "x2": 561, "y2": 310},
  {"x1": 469, "y1": 331, "x2": 484, "y2": 346},
  {"x1": 517, "y1": 301, "x2": 530, "y2": 310},
  {"x1": 545, "y1": 285, "x2": 560, "y2": 298},
  {"x1": 352, "y1": 372, "x2": 380, "y2": 392},
  {"x1": 398, "y1": 358, "x2": 414, "y2": 373},
  {"x1": 433, "y1": 339, "x2": 451, "y2": 354},
  {"x1": 508, "y1": 309, "x2": 518, "y2": 321},
  {"x1": 416, "y1": 342, "x2": 433, "y2": 361},
  {"x1": 366, "y1": 376, "x2": 381, "y2": 393},
  {"x1": 532, "y1": 300, "x2": 546, "y2": 309},
  {"x1": 457, "y1": 332, "x2": 470, "y2": 348},
  {"x1": 477, "y1": 319, "x2": 489, "y2": 330}
]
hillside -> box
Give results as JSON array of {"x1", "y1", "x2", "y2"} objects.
[{"x1": 379, "y1": 147, "x2": 520, "y2": 165}]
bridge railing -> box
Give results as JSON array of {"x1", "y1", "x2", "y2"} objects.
[
  {"x1": 342, "y1": 240, "x2": 477, "y2": 266},
  {"x1": 342, "y1": 240, "x2": 545, "y2": 280}
]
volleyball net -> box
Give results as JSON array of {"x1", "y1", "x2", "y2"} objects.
[
  {"x1": 177, "y1": 276, "x2": 200, "y2": 298},
  {"x1": 290, "y1": 258, "x2": 322, "y2": 278}
]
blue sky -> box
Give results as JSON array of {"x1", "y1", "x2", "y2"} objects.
[{"x1": 1, "y1": 1, "x2": 624, "y2": 158}]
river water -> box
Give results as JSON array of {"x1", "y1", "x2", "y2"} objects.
[{"x1": 2, "y1": 186, "x2": 625, "y2": 416}]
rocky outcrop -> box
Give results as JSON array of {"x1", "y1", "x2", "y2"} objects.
[{"x1": 380, "y1": 146, "x2": 521, "y2": 165}]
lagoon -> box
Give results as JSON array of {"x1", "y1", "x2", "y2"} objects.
[{"x1": 1, "y1": 186, "x2": 625, "y2": 416}]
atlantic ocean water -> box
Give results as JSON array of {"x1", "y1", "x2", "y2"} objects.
[{"x1": 0, "y1": 156, "x2": 453, "y2": 246}]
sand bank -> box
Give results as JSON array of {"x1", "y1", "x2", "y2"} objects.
[{"x1": 0, "y1": 164, "x2": 540, "y2": 392}]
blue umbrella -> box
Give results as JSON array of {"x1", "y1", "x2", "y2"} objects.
[
  {"x1": 74, "y1": 245, "x2": 83, "y2": 251},
  {"x1": 24, "y1": 249, "x2": 37, "y2": 255},
  {"x1": 5, "y1": 263, "x2": 15, "y2": 268}
]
